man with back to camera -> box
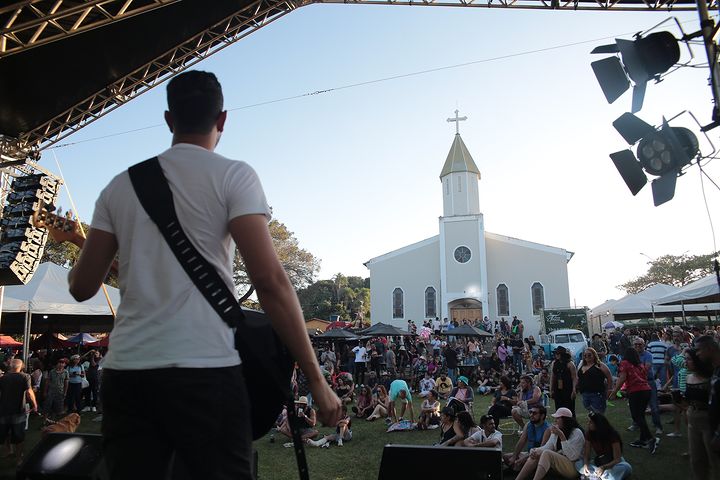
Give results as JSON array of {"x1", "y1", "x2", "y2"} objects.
[
  {"x1": 67, "y1": 70, "x2": 341, "y2": 479},
  {"x1": 0, "y1": 359, "x2": 37, "y2": 465}
]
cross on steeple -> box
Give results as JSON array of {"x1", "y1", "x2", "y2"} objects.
[{"x1": 447, "y1": 109, "x2": 467, "y2": 135}]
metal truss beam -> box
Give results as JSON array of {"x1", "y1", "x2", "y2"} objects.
[
  {"x1": 2, "y1": 0, "x2": 299, "y2": 159},
  {"x1": 1, "y1": 1, "x2": 179, "y2": 58},
  {"x1": 312, "y1": 0, "x2": 705, "y2": 12}
]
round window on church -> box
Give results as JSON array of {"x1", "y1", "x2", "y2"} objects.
[{"x1": 454, "y1": 246, "x2": 472, "y2": 264}]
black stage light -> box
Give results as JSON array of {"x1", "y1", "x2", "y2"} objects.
[
  {"x1": 591, "y1": 31, "x2": 680, "y2": 113},
  {"x1": 609, "y1": 113, "x2": 698, "y2": 206}
]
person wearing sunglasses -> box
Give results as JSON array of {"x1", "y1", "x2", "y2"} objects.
[{"x1": 503, "y1": 405, "x2": 551, "y2": 474}]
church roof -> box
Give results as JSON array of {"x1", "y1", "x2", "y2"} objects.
[{"x1": 440, "y1": 134, "x2": 480, "y2": 179}]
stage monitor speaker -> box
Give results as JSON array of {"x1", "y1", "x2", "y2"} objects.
[
  {"x1": 378, "y1": 444, "x2": 502, "y2": 480},
  {"x1": 17, "y1": 433, "x2": 107, "y2": 480}
]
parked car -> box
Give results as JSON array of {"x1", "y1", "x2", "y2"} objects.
[{"x1": 539, "y1": 328, "x2": 588, "y2": 363}]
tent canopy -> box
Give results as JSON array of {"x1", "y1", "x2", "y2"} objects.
[
  {"x1": 442, "y1": 324, "x2": 493, "y2": 337},
  {"x1": 317, "y1": 329, "x2": 359, "y2": 340},
  {"x1": 359, "y1": 323, "x2": 413, "y2": 337},
  {"x1": 655, "y1": 274, "x2": 720, "y2": 305},
  {"x1": 1, "y1": 262, "x2": 119, "y2": 316}
]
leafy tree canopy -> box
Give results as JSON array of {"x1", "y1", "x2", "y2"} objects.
[
  {"x1": 233, "y1": 219, "x2": 320, "y2": 295},
  {"x1": 618, "y1": 251, "x2": 718, "y2": 294},
  {"x1": 297, "y1": 273, "x2": 370, "y2": 324}
]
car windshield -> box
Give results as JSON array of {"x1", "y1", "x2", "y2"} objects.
[
  {"x1": 569, "y1": 333, "x2": 585, "y2": 342},
  {"x1": 554, "y1": 334, "x2": 569, "y2": 343}
]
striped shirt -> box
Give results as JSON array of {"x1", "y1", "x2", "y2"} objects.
[
  {"x1": 647, "y1": 340, "x2": 669, "y2": 366},
  {"x1": 671, "y1": 354, "x2": 687, "y2": 393}
]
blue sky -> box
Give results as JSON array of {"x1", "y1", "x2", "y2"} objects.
[{"x1": 44, "y1": 6, "x2": 720, "y2": 310}]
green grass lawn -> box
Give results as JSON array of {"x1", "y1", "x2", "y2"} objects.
[{"x1": 3, "y1": 396, "x2": 688, "y2": 480}]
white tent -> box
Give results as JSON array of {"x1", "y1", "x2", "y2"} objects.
[
  {"x1": 1, "y1": 262, "x2": 119, "y2": 315},
  {"x1": 655, "y1": 274, "x2": 720, "y2": 305},
  {"x1": 591, "y1": 283, "x2": 719, "y2": 327},
  {"x1": 0, "y1": 262, "x2": 119, "y2": 362}
]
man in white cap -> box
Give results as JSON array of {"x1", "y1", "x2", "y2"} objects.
[{"x1": 278, "y1": 396, "x2": 318, "y2": 445}]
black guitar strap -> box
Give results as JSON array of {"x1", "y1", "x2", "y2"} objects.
[{"x1": 128, "y1": 157, "x2": 309, "y2": 480}]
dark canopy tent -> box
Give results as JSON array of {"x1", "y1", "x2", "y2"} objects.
[
  {"x1": 317, "y1": 328, "x2": 359, "y2": 340},
  {"x1": 441, "y1": 324, "x2": 493, "y2": 337},
  {"x1": 359, "y1": 322, "x2": 413, "y2": 337}
]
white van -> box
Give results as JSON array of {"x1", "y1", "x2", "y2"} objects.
[{"x1": 539, "y1": 328, "x2": 588, "y2": 361}]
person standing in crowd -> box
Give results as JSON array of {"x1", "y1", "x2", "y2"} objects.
[
  {"x1": 647, "y1": 332, "x2": 669, "y2": 385},
  {"x1": 578, "y1": 411, "x2": 632, "y2": 480},
  {"x1": 608, "y1": 347, "x2": 657, "y2": 454},
  {"x1": 81, "y1": 350, "x2": 101, "y2": 413},
  {"x1": 634, "y1": 338, "x2": 663, "y2": 435},
  {"x1": 444, "y1": 342, "x2": 459, "y2": 383},
  {"x1": 352, "y1": 341, "x2": 368, "y2": 386},
  {"x1": 504, "y1": 405, "x2": 552, "y2": 474},
  {"x1": 385, "y1": 344, "x2": 396, "y2": 377},
  {"x1": 511, "y1": 334, "x2": 525, "y2": 374},
  {"x1": 65, "y1": 354, "x2": 85, "y2": 414},
  {"x1": 67, "y1": 70, "x2": 340, "y2": 479},
  {"x1": 577, "y1": 348, "x2": 613, "y2": 414},
  {"x1": 0, "y1": 359, "x2": 37, "y2": 466},
  {"x1": 590, "y1": 334, "x2": 608, "y2": 363},
  {"x1": 550, "y1": 346, "x2": 577, "y2": 415},
  {"x1": 44, "y1": 358, "x2": 68, "y2": 418},
  {"x1": 693, "y1": 336, "x2": 720, "y2": 473},
  {"x1": 681, "y1": 346, "x2": 718, "y2": 480},
  {"x1": 514, "y1": 407, "x2": 585, "y2": 480}
]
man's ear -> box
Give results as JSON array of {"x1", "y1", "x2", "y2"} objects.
[
  {"x1": 164, "y1": 111, "x2": 174, "y2": 133},
  {"x1": 216, "y1": 110, "x2": 228, "y2": 132}
]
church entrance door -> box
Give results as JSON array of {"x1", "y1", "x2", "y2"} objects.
[{"x1": 451, "y1": 307, "x2": 482, "y2": 325}]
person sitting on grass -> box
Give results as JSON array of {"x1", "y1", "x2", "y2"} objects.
[
  {"x1": 436, "y1": 406, "x2": 457, "y2": 445},
  {"x1": 440, "y1": 410, "x2": 479, "y2": 446},
  {"x1": 388, "y1": 379, "x2": 415, "y2": 423},
  {"x1": 335, "y1": 376, "x2": 354, "y2": 405},
  {"x1": 460, "y1": 414, "x2": 503, "y2": 450},
  {"x1": 504, "y1": 405, "x2": 552, "y2": 474},
  {"x1": 488, "y1": 375, "x2": 517, "y2": 431},
  {"x1": 447, "y1": 375, "x2": 474, "y2": 412},
  {"x1": 418, "y1": 371, "x2": 436, "y2": 398},
  {"x1": 512, "y1": 375, "x2": 543, "y2": 433},
  {"x1": 435, "y1": 372, "x2": 453, "y2": 400},
  {"x1": 352, "y1": 385, "x2": 373, "y2": 419},
  {"x1": 577, "y1": 411, "x2": 632, "y2": 480},
  {"x1": 278, "y1": 396, "x2": 318, "y2": 444},
  {"x1": 306, "y1": 405, "x2": 352, "y2": 448},
  {"x1": 515, "y1": 407, "x2": 585, "y2": 480},
  {"x1": 366, "y1": 385, "x2": 390, "y2": 421},
  {"x1": 418, "y1": 390, "x2": 441, "y2": 430},
  {"x1": 476, "y1": 370, "x2": 492, "y2": 395}
]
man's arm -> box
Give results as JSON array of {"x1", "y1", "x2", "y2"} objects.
[
  {"x1": 26, "y1": 386, "x2": 37, "y2": 412},
  {"x1": 230, "y1": 214, "x2": 341, "y2": 427},
  {"x1": 68, "y1": 229, "x2": 118, "y2": 301}
]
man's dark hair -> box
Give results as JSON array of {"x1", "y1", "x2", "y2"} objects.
[
  {"x1": 166, "y1": 70, "x2": 223, "y2": 134},
  {"x1": 694, "y1": 335, "x2": 720, "y2": 351}
]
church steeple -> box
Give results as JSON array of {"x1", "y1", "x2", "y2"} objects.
[{"x1": 440, "y1": 110, "x2": 481, "y2": 217}]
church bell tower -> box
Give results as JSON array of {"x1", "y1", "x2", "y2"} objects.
[{"x1": 438, "y1": 110, "x2": 488, "y2": 322}]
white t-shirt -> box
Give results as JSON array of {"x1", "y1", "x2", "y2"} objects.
[
  {"x1": 467, "y1": 429, "x2": 503, "y2": 450},
  {"x1": 92, "y1": 143, "x2": 271, "y2": 369},
  {"x1": 352, "y1": 346, "x2": 367, "y2": 363},
  {"x1": 419, "y1": 377, "x2": 436, "y2": 392}
]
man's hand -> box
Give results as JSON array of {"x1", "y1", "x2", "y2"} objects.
[{"x1": 310, "y1": 381, "x2": 342, "y2": 427}]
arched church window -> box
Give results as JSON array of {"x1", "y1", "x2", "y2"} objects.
[
  {"x1": 496, "y1": 284, "x2": 509, "y2": 316},
  {"x1": 392, "y1": 288, "x2": 404, "y2": 319},
  {"x1": 531, "y1": 282, "x2": 545, "y2": 315},
  {"x1": 425, "y1": 287, "x2": 436, "y2": 318}
]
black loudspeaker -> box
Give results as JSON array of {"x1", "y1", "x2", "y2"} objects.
[
  {"x1": 17, "y1": 433, "x2": 107, "y2": 479},
  {"x1": 378, "y1": 444, "x2": 502, "y2": 480}
]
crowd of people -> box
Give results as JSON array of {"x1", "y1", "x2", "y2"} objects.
[{"x1": 284, "y1": 317, "x2": 720, "y2": 480}]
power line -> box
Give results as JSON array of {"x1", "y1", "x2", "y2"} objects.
[{"x1": 46, "y1": 27, "x2": 665, "y2": 151}]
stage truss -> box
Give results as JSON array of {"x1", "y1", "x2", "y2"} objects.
[{"x1": 0, "y1": 0, "x2": 715, "y2": 165}]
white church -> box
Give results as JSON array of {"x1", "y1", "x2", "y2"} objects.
[{"x1": 364, "y1": 112, "x2": 573, "y2": 338}]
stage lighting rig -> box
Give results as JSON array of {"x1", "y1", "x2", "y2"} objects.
[
  {"x1": 609, "y1": 112, "x2": 700, "y2": 207},
  {"x1": 590, "y1": 19, "x2": 693, "y2": 114}
]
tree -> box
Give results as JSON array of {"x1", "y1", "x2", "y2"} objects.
[
  {"x1": 233, "y1": 219, "x2": 320, "y2": 295},
  {"x1": 297, "y1": 274, "x2": 371, "y2": 322},
  {"x1": 618, "y1": 251, "x2": 718, "y2": 294}
]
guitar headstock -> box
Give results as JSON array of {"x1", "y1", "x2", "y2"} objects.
[{"x1": 32, "y1": 204, "x2": 83, "y2": 245}]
